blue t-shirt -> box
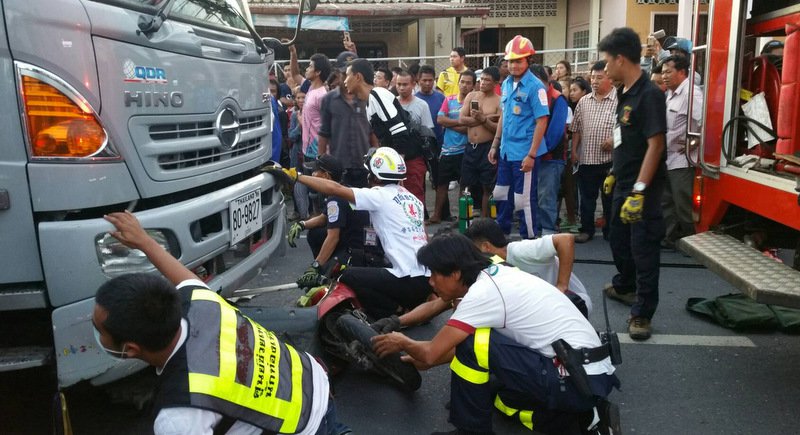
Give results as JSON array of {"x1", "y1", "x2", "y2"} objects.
[
  {"x1": 415, "y1": 90, "x2": 446, "y2": 145},
  {"x1": 437, "y1": 94, "x2": 468, "y2": 156},
  {"x1": 499, "y1": 70, "x2": 550, "y2": 161}
]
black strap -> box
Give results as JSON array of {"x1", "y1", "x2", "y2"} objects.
[
  {"x1": 579, "y1": 344, "x2": 610, "y2": 364},
  {"x1": 369, "y1": 89, "x2": 395, "y2": 122},
  {"x1": 212, "y1": 416, "x2": 236, "y2": 435}
]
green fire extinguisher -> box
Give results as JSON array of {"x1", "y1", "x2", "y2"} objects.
[
  {"x1": 458, "y1": 188, "x2": 474, "y2": 233},
  {"x1": 488, "y1": 194, "x2": 497, "y2": 219}
]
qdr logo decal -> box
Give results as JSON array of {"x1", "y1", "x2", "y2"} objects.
[{"x1": 123, "y1": 59, "x2": 167, "y2": 84}]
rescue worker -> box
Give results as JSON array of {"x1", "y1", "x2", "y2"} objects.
[
  {"x1": 372, "y1": 233, "x2": 620, "y2": 435},
  {"x1": 489, "y1": 35, "x2": 550, "y2": 239},
  {"x1": 93, "y1": 211, "x2": 348, "y2": 435},
  {"x1": 370, "y1": 217, "x2": 591, "y2": 335},
  {"x1": 287, "y1": 155, "x2": 379, "y2": 288},
  {"x1": 599, "y1": 27, "x2": 667, "y2": 340},
  {"x1": 265, "y1": 147, "x2": 432, "y2": 320}
]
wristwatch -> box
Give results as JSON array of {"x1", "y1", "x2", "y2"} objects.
[
  {"x1": 311, "y1": 260, "x2": 320, "y2": 270},
  {"x1": 633, "y1": 181, "x2": 647, "y2": 193}
]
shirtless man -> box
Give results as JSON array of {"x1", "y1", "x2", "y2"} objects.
[{"x1": 459, "y1": 66, "x2": 502, "y2": 215}]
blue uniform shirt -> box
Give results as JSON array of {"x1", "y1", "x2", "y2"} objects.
[{"x1": 499, "y1": 70, "x2": 550, "y2": 161}]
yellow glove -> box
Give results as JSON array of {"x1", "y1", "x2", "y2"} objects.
[
  {"x1": 603, "y1": 173, "x2": 616, "y2": 195},
  {"x1": 619, "y1": 193, "x2": 644, "y2": 224},
  {"x1": 263, "y1": 164, "x2": 298, "y2": 186}
]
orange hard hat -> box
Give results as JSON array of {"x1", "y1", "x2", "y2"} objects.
[{"x1": 504, "y1": 35, "x2": 536, "y2": 60}]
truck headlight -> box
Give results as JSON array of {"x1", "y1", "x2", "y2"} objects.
[{"x1": 96, "y1": 230, "x2": 179, "y2": 275}]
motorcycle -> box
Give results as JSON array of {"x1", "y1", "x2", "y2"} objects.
[
  {"x1": 305, "y1": 262, "x2": 422, "y2": 392},
  {"x1": 238, "y1": 262, "x2": 422, "y2": 392}
]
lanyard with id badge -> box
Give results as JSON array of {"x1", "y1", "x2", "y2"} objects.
[{"x1": 613, "y1": 124, "x2": 623, "y2": 149}]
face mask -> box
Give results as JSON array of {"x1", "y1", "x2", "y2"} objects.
[{"x1": 93, "y1": 325, "x2": 128, "y2": 360}]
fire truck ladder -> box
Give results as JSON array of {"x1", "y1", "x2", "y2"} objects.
[{"x1": 679, "y1": 232, "x2": 800, "y2": 309}]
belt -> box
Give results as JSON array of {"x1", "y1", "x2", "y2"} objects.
[
  {"x1": 469, "y1": 141, "x2": 492, "y2": 149},
  {"x1": 578, "y1": 344, "x2": 610, "y2": 364}
]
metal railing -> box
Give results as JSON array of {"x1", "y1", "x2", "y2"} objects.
[{"x1": 271, "y1": 47, "x2": 601, "y2": 80}]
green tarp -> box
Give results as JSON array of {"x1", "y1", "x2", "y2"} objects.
[{"x1": 686, "y1": 294, "x2": 800, "y2": 333}]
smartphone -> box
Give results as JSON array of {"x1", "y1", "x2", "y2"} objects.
[
  {"x1": 470, "y1": 100, "x2": 479, "y2": 111},
  {"x1": 651, "y1": 29, "x2": 666, "y2": 40},
  {"x1": 343, "y1": 31, "x2": 351, "y2": 44}
]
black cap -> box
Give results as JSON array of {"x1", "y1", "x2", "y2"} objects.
[
  {"x1": 334, "y1": 51, "x2": 357, "y2": 72},
  {"x1": 761, "y1": 40, "x2": 784, "y2": 55},
  {"x1": 313, "y1": 154, "x2": 344, "y2": 181}
]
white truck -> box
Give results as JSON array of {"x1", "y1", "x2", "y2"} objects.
[{"x1": 0, "y1": 0, "x2": 294, "y2": 388}]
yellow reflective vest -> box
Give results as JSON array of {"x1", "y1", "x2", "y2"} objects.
[{"x1": 156, "y1": 286, "x2": 315, "y2": 433}]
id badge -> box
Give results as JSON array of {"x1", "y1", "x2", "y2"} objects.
[
  {"x1": 613, "y1": 125, "x2": 622, "y2": 149},
  {"x1": 364, "y1": 227, "x2": 377, "y2": 246}
]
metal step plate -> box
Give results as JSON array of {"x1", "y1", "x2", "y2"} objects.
[
  {"x1": 0, "y1": 346, "x2": 53, "y2": 372},
  {"x1": 678, "y1": 232, "x2": 800, "y2": 308}
]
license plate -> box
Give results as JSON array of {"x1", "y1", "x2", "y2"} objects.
[{"x1": 229, "y1": 188, "x2": 262, "y2": 245}]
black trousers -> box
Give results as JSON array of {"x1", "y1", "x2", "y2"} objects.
[
  {"x1": 608, "y1": 179, "x2": 665, "y2": 319},
  {"x1": 339, "y1": 267, "x2": 432, "y2": 320}
]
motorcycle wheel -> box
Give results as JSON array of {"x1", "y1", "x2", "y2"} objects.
[{"x1": 335, "y1": 311, "x2": 422, "y2": 392}]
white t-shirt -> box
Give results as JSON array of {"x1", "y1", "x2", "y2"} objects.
[
  {"x1": 153, "y1": 280, "x2": 329, "y2": 435},
  {"x1": 506, "y1": 236, "x2": 592, "y2": 314},
  {"x1": 448, "y1": 265, "x2": 614, "y2": 376},
  {"x1": 352, "y1": 184, "x2": 428, "y2": 278}
]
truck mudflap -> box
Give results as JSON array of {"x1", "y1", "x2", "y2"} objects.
[
  {"x1": 50, "y1": 172, "x2": 288, "y2": 387},
  {"x1": 678, "y1": 232, "x2": 800, "y2": 308}
]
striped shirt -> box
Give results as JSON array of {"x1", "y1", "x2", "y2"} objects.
[
  {"x1": 570, "y1": 90, "x2": 617, "y2": 165},
  {"x1": 438, "y1": 94, "x2": 468, "y2": 155}
]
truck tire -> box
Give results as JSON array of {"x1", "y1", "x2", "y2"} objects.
[{"x1": 335, "y1": 311, "x2": 422, "y2": 392}]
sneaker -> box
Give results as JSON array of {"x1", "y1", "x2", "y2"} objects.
[
  {"x1": 660, "y1": 239, "x2": 676, "y2": 250},
  {"x1": 628, "y1": 316, "x2": 652, "y2": 340},
  {"x1": 603, "y1": 284, "x2": 637, "y2": 306},
  {"x1": 594, "y1": 399, "x2": 622, "y2": 435},
  {"x1": 448, "y1": 181, "x2": 458, "y2": 191},
  {"x1": 575, "y1": 233, "x2": 593, "y2": 243}
]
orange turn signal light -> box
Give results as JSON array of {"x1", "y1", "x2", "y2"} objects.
[{"x1": 21, "y1": 76, "x2": 110, "y2": 158}]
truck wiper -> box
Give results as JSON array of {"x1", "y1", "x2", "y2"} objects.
[{"x1": 138, "y1": 0, "x2": 176, "y2": 35}]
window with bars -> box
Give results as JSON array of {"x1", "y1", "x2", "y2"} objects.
[
  {"x1": 463, "y1": 0, "x2": 557, "y2": 18},
  {"x1": 573, "y1": 30, "x2": 589, "y2": 63}
]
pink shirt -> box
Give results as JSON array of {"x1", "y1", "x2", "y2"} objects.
[{"x1": 302, "y1": 86, "x2": 327, "y2": 158}]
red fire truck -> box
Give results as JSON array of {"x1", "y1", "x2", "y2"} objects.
[{"x1": 679, "y1": 0, "x2": 800, "y2": 307}]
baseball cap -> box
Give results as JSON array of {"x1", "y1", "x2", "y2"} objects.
[
  {"x1": 665, "y1": 37, "x2": 692, "y2": 55},
  {"x1": 312, "y1": 154, "x2": 344, "y2": 180},
  {"x1": 334, "y1": 51, "x2": 357, "y2": 72}
]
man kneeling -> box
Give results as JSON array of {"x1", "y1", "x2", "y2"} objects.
[{"x1": 372, "y1": 233, "x2": 620, "y2": 435}]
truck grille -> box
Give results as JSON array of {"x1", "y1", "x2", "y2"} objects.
[
  {"x1": 157, "y1": 136, "x2": 262, "y2": 170},
  {"x1": 130, "y1": 110, "x2": 269, "y2": 181}
]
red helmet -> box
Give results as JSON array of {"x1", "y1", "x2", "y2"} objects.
[{"x1": 504, "y1": 35, "x2": 535, "y2": 61}]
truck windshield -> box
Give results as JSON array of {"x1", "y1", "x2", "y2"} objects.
[{"x1": 113, "y1": 0, "x2": 249, "y2": 32}]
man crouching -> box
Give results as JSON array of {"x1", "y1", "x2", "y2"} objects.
[{"x1": 372, "y1": 232, "x2": 620, "y2": 435}]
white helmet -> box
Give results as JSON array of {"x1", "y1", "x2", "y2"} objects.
[{"x1": 364, "y1": 147, "x2": 406, "y2": 181}]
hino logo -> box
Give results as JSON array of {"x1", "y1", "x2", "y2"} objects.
[
  {"x1": 216, "y1": 107, "x2": 240, "y2": 150},
  {"x1": 124, "y1": 91, "x2": 184, "y2": 108}
]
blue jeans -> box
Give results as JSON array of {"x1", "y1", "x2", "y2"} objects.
[
  {"x1": 537, "y1": 160, "x2": 565, "y2": 235},
  {"x1": 577, "y1": 162, "x2": 612, "y2": 238}
]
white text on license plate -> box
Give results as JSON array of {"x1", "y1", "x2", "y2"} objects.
[{"x1": 229, "y1": 189, "x2": 262, "y2": 245}]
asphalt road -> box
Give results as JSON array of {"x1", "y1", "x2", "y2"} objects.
[{"x1": 3, "y1": 201, "x2": 800, "y2": 434}]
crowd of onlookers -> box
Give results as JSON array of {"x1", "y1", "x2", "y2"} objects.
[{"x1": 266, "y1": 33, "x2": 718, "y2": 249}]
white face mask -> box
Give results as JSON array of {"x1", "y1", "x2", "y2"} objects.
[{"x1": 92, "y1": 325, "x2": 128, "y2": 360}]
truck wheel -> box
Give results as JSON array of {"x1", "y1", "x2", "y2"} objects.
[{"x1": 335, "y1": 311, "x2": 422, "y2": 392}]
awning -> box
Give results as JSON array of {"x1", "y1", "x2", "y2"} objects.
[
  {"x1": 253, "y1": 14, "x2": 350, "y2": 31},
  {"x1": 249, "y1": 2, "x2": 490, "y2": 19}
]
